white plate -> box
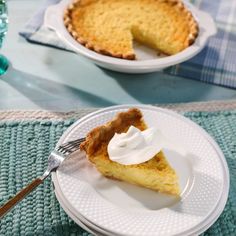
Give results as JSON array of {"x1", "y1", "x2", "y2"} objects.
[
  {"x1": 53, "y1": 184, "x2": 106, "y2": 236},
  {"x1": 54, "y1": 173, "x2": 125, "y2": 236},
  {"x1": 44, "y1": 0, "x2": 217, "y2": 73},
  {"x1": 52, "y1": 105, "x2": 229, "y2": 236}
]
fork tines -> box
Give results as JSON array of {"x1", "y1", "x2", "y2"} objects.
[{"x1": 57, "y1": 137, "x2": 85, "y2": 155}]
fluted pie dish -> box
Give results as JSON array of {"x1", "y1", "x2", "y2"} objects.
[
  {"x1": 45, "y1": 0, "x2": 216, "y2": 73},
  {"x1": 64, "y1": 0, "x2": 198, "y2": 60}
]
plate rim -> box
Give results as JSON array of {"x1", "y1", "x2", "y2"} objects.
[{"x1": 52, "y1": 104, "x2": 229, "y2": 236}]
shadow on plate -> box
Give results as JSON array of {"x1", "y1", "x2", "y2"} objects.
[
  {"x1": 60, "y1": 149, "x2": 222, "y2": 216},
  {"x1": 59, "y1": 152, "x2": 180, "y2": 211},
  {"x1": 170, "y1": 170, "x2": 222, "y2": 217}
]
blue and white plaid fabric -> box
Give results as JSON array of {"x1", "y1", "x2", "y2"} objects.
[
  {"x1": 165, "y1": 0, "x2": 236, "y2": 88},
  {"x1": 20, "y1": 0, "x2": 236, "y2": 89},
  {"x1": 19, "y1": 0, "x2": 72, "y2": 51}
]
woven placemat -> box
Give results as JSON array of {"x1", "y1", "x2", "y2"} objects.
[{"x1": 0, "y1": 101, "x2": 236, "y2": 236}]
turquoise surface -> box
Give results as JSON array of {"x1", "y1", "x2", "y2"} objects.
[
  {"x1": 0, "y1": 0, "x2": 235, "y2": 110},
  {"x1": 0, "y1": 110, "x2": 235, "y2": 235}
]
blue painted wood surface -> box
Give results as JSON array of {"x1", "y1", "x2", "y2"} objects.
[{"x1": 0, "y1": 1, "x2": 235, "y2": 110}]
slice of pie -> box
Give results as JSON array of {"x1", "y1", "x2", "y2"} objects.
[
  {"x1": 64, "y1": 0, "x2": 198, "y2": 60},
  {"x1": 80, "y1": 108, "x2": 180, "y2": 195}
]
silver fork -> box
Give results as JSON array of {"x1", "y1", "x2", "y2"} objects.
[{"x1": 0, "y1": 137, "x2": 85, "y2": 218}]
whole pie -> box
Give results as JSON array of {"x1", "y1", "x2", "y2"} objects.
[
  {"x1": 64, "y1": 0, "x2": 198, "y2": 60},
  {"x1": 80, "y1": 108, "x2": 180, "y2": 195}
]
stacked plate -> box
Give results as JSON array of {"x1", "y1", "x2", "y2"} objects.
[{"x1": 52, "y1": 105, "x2": 229, "y2": 236}]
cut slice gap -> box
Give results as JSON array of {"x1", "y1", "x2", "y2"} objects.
[
  {"x1": 129, "y1": 25, "x2": 168, "y2": 61},
  {"x1": 131, "y1": 25, "x2": 171, "y2": 60},
  {"x1": 133, "y1": 41, "x2": 168, "y2": 61}
]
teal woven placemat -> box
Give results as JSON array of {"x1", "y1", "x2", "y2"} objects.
[{"x1": 0, "y1": 109, "x2": 236, "y2": 235}]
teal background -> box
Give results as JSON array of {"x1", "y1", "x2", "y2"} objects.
[{"x1": 0, "y1": 110, "x2": 235, "y2": 235}]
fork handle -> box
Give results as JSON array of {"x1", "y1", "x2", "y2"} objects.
[{"x1": 0, "y1": 177, "x2": 43, "y2": 218}]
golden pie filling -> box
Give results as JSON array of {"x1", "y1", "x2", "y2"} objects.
[
  {"x1": 64, "y1": 0, "x2": 198, "y2": 60},
  {"x1": 80, "y1": 108, "x2": 180, "y2": 196}
]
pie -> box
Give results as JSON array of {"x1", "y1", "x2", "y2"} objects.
[
  {"x1": 80, "y1": 108, "x2": 180, "y2": 195},
  {"x1": 64, "y1": 0, "x2": 198, "y2": 60}
]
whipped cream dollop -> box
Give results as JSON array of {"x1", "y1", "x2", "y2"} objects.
[{"x1": 107, "y1": 126, "x2": 166, "y2": 165}]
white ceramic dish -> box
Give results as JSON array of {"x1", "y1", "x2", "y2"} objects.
[
  {"x1": 44, "y1": 0, "x2": 217, "y2": 73},
  {"x1": 53, "y1": 185, "x2": 105, "y2": 236},
  {"x1": 52, "y1": 105, "x2": 229, "y2": 236}
]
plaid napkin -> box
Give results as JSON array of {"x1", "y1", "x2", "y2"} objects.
[
  {"x1": 19, "y1": 0, "x2": 71, "y2": 51},
  {"x1": 166, "y1": 0, "x2": 236, "y2": 89},
  {"x1": 20, "y1": 0, "x2": 236, "y2": 88}
]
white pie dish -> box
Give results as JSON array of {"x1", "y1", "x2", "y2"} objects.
[{"x1": 44, "y1": 0, "x2": 216, "y2": 74}]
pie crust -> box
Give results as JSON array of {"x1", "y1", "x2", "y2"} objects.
[
  {"x1": 80, "y1": 108, "x2": 180, "y2": 195},
  {"x1": 64, "y1": 0, "x2": 198, "y2": 60}
]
